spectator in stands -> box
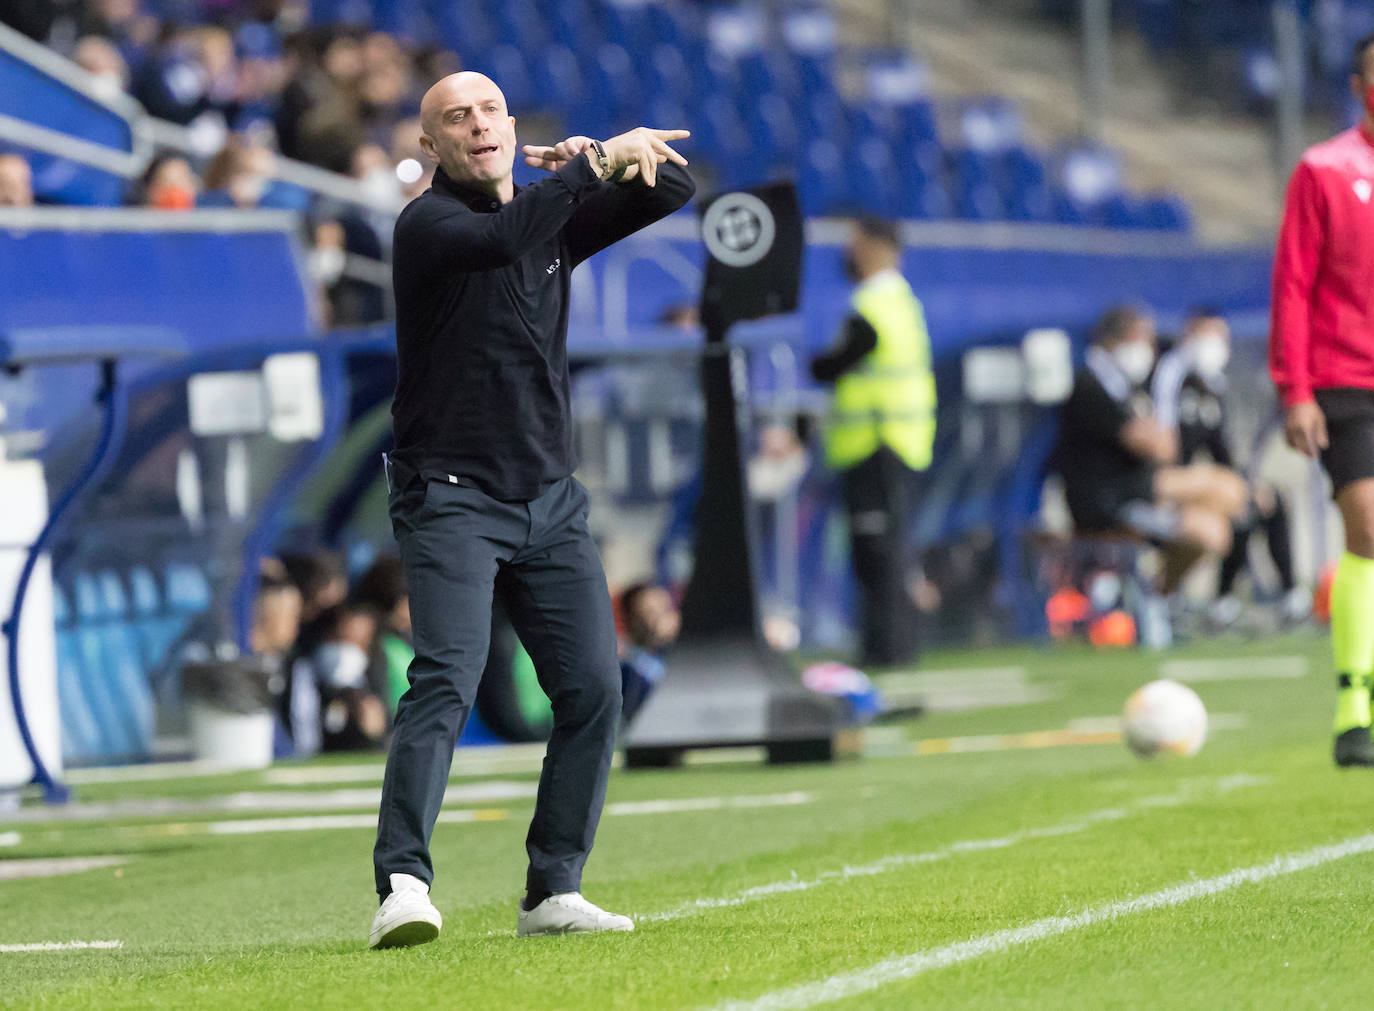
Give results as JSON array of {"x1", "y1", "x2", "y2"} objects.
[
  {"x1": 132, "y1": 25, "x2": 237, "y2": 127},
  {"x1": 617, "y1": 581, "x2": 680, "y2": 727},
  {"x1": 1054, "y1": 306, "x2": 1247, "y2": 596},
  {"x1": 811, "y1": 217, "x2": 935, "y2": 667},
  {"x1": 277, "y1": 549, "x2": 347, "y2": 752},
  {"x1": 72, "y1": 35, "x2": 129, "y2": 98},
  {"x1": 0, "y1": 155, "x2": 34, "y2": 207},
  {"x1": 312, "y1": 600, "x2": 388, "y2": 752},
  {"x1": 390, "y1": 117, "x2": 432, "y2": 200},
  {"x1": 351, "y1": 555, "x2": 413, "y2": 715},
  {"x1": 277, "y1": 28, "x2": 369, "y2": 172},
  {"x1": 198, "y1": 135, "x2": 295, "y2": 208},
  {"x1": 137, "y1": 153, "x2": 199, "y2": 209},
  {"x1": 1151, "y1": 308, "x2": 1305, "y2": 625}
]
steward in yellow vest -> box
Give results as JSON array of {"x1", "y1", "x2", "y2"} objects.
[{"x1": 810, "y1": 217, "x2": 934, "y2": 666}]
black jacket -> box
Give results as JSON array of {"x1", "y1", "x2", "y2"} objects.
[{"x1": 390, "y1": 153, "x2": 695, "y2": 501}]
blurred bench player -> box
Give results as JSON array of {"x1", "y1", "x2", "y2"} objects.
[
  {"x1": 1055, "y1": 306, "x2": 1247, "y2": 608},
  {"x1": 1151, "y1": 308, "x2": 1304, "y2": 627}
]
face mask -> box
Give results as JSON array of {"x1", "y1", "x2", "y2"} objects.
[
  {"x1": 151, "y1": 186, "x2": 194, "y2": 211},
  {"x1": 360, "y1": 166, "x2": 401, "y2": 208},
  {"x1": 313, "y1": 641, "x2": 368, "y2": 689},
  {"x1": 842, "y1": 251, "x2": 861, "y2": 283},
  {"x1": 1113, "y1": 342, "x2": 1154, "y2": 384},
  {"x1": 309, "y1": 246, "x2": 346, "y2": 285},
  {"x1": 1190, "y1": 334, "x2": 1229, "y2": 377}
]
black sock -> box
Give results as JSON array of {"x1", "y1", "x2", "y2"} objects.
[{"x1": 522, "y1": 890, "x2": 552, "y2": 911}]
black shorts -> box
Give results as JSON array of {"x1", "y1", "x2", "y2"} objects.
[{"x1": 1315, "y1": 388, "x2": 1374, "y2": 497}]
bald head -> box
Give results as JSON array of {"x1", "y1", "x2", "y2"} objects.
[
  {"x1": 418, "y1": 73, "x2": 517, "y2": 200},
  {"x1": 0, "y1": 155, "x2": 33, "y2": 207}
]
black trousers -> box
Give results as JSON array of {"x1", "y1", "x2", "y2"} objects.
[
  {"x1": 373, "y1": 474, "x2": 621, "y2": 899},
  {"x1": 842, "y1": 446, "x2": 920, "y2": 667}
]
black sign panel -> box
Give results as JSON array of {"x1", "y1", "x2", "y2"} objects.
[{"x1": 699, "y1": 182, "x2": 803, "y2": 332}]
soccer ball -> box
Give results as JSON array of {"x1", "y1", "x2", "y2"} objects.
[{"x1": 1122, "y1": 679, "x2": 1207, "y2": 758}]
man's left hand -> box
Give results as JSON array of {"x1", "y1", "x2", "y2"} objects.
[{"x1": 523, "y1": 136, "x2": 597, "y2": 172}]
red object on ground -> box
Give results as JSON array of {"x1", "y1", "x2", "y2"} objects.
[
  {"x1": 1088, "y1": 610, "x2": 1136, "y2": 648},
  {"x1": 1046, "y1": 588, "x2": 1090, "y2": 639},
  {"x1": 1313, "y1": 563, "x2": 1337, "y2": 624}
]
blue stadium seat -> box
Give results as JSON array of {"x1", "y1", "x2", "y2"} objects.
[
  {"x1": 1140, "y1": 193, "x2": 1192, "y2": 232},
  {"x1": 129, "y1": 565, "x2": 183, "y2": 676},
  {"x1": 165, "y1": 562, "x2": 212, "y2": 614},
  {"x1": 601, "y1": 0, "x2": 657, "y2": 56},
  {"x1": 71, "y1": 572, "x2": 139, "y2": 757},
  {"x1": 96, "y1": 570, "x2": 155, "y2": 756},
  {"x1": 51, "y1": 584, "x2": 105, "y2": 763},
  {"x1": 852, "y1": 137, "x2": 901, "y2": 216},
  {"x1": 645, "y1": 43, "x2": 697, "y2": 108},
  {"x1": 497, "y1": 0, "x2": 550, "y2": 54},
  {"x1": 533, "y1": 45, "x2": 588, "y2": 121},
  {"x1": 798, "y1": 138, "x2": 847, "y2": 216},
  {"x1": 951, "y1": 149, "x2": 1004, "y2": 221},
  {"x1": 750, "y1": 92, "x2": 803, "y2": 167},
  {"x1": 1001, "y1": 147, "x2": 1053, "y2": 222}
]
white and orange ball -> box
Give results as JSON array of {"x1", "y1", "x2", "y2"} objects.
[{"x1": 1122, "y1": 679, "x2": 1207, "y2": 758}]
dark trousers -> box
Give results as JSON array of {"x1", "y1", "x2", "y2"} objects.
[
  {"x1": 843, "y1": 447, "x2": 919, "y2": 667},
  {"x1": 373, "y1": 474, "x2": 621, "y2": 899},
  {"x1": 1219, "y1": 489, "x2": 1295, "y2": 596}
]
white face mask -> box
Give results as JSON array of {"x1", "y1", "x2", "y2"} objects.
[
  {"x1": 1190, "y1": 333, "x2": 1230, "y2": 377},
  {"x1": 360, "y1": 166, "x2": 401, "y2": 208},
  {"x1": 1113, "y1": 342, "x2": 1155, "y2": 384},
  {"x1": 309, "y1": 246, "x2": 346, "y2": 285}
]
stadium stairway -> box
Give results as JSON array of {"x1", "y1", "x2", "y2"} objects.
[{"x1": 832, "y1": 0, "x2": 1333, "y2": 243}]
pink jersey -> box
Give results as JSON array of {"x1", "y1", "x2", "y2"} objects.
[{"x1": 1269, "y1": 125, "x2": 1374, "y2": 407}]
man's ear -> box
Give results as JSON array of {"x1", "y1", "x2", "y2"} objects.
[
  {"x1": 419, "y1": 133, "x2": 438, "y2": 163},
  {"x1": 1352, "y1": 73, "x2": 1364, "y2": 101}
]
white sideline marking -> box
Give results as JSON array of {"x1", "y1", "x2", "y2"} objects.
[
  {"x1": 637, "y1": 776, "x2": 1265, "y2": 923},
  {"x1": 709, "y1": 832, "x2": 1374, "y2": 1010},
  {"x1": 0, "y1": 940, "x2": 122, "y2": 952},
  {"x1": 1066, "y1": 712, "x2": 1249, "y2": 734},
  {"x1": 6, "y1": 781, "x2": 540, "y2": 825},
  {"x1": 65, "y1": 759, "x2": 254, "y2": 784},
  {"x1": 1160, "y1": 655, "x2": 1307, "y2": 682},
  {"x1": 190, "y1": 792, "x2": 816, "y2": 836},
  {"x1": 0, "y1": 857, "x2": 125, "y2": 881},
  {"x1": 607, "y1": 792, "x2": 812, "y2": 816},
  {"x1": 0, "y1": 832, "x2": 19, "y2": 847}
]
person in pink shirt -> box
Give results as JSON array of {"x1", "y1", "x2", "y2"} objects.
[{"x1": 1270, "y1": 33, "x2": 1374, "y2": 767}]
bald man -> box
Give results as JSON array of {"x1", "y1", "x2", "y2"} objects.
[
  {"x1": 0, "y1": 155, "x2": 34, "y2": 207},
  {"x1": 370, "y1": 73, "x2": 693, "y2": 948}
]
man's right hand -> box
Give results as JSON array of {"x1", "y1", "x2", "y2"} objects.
[
  {"x1": 1284, "y1": 399, "x2": 1329, "y2": 458},
  {"x1": 601, "y1": 127, "x2": 690, "y2": 187}
]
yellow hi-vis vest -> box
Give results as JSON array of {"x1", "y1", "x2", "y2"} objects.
[{"x1": 824, "y1": 271, "x2": 937, "y2": 472}]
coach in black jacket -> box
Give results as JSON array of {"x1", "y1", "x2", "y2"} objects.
[{"x1": 369, "y1": 71, "x2": 693, "y2": 948}]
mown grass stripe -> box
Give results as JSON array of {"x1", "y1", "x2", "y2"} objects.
[{"x1": 710, "y1": 833, "x2": 1374, "y2": 1010}]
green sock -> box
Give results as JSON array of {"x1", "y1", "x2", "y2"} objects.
[{"x1": 1331, "y1": 551, "x2": 1374, "y2": 733}]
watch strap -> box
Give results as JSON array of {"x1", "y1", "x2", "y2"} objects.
[{"x1": 588, "y1": 139, "x2": 611, "y2": 177}]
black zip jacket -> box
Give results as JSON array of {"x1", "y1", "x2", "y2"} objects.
[{"x1": 390, "y1": 152, "x2": 695, "y2": 501}]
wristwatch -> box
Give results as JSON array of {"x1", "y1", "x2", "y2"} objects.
[{"x1": 588, "y1": 139, "x2": 627, "y2": 182}]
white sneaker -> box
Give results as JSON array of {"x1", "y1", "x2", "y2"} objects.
[
  {"x1": 369, "y1": 873, "x2": 442, "y2": 949},
  {"x1": 516, "y1": 892, "x2": 635, "y2": 936}
]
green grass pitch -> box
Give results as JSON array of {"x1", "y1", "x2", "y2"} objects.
[{"x1": 5, "y1": 632, "x2": 1374, "y2": 1009}]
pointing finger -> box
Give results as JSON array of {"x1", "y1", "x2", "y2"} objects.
[
  {"x1": 650, "y1": 137, "x2": 689, "y2": 166},
  {"x1": 649, "y1": 129, "x2": 691, "y2": 140}
]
